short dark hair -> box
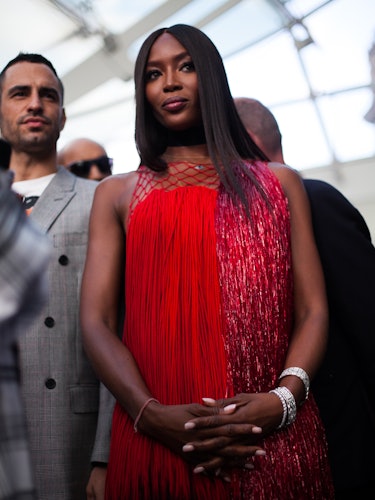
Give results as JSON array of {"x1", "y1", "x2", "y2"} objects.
[
  {"x1": 0, "y1": 53, "x2": 64, "y2": 104},
  {"x1": 134, "y1": 24, "x2": 268, "y2": 206},
  {"x1": 234, "y1": 97, "x2": 282, "y2": 159}
]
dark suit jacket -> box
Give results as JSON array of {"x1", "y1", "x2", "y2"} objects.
[{"x1": 304, "y1": 179, "x2": 375, "y2": 493}]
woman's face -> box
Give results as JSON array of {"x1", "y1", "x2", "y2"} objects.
[{"x1": 145, "y1": 32, "x2": 201, "y2": 131}]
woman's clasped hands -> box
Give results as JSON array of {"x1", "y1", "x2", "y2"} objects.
[
  {"x1": 137, "y1": 392, "x2": 284, "y2": 483},
  {"x1": 181, "y1": 392, "x2": 284, "y2": 480}
]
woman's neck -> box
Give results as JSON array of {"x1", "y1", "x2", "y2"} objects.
[
  {"x1": 166, "y1": 125, "x2": 206, "y2": 147},
  {"x1": 162, "y1": 144, "x2": 210, "y2": 163},
  {"x1": 164, "y1": 125, "x2": 210, "y2": 163}
]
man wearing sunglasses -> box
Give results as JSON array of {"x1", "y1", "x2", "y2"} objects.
[{"x1": 58, "y1": 137, "x2": 113, "y2": 181}]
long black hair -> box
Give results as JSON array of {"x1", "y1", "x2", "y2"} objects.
[{"x1": 134, "y1": 24, "x2": 269, "y2": 205}]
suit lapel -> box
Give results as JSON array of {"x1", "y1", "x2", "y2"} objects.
[{"x1": 30, "y1": 167, "x2": 76, "y2": 233}]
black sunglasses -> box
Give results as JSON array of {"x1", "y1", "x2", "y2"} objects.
[{"x1": 68, "y1": 155, "x2": 113, "y2": 177}]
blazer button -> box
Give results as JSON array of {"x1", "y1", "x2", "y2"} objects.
[
  {"x1": 44, "y1": 317, "x2": 55, "y2": 328},
  {"x1": 58, "y1": 255, "x2": 69, "y2": 266},
  {"x1": 45, "y1": 378, "x2": 56, "y2": 390}
]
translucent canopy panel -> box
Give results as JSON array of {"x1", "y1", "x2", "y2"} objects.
[
  {"x1": 1, "y1": 1, "x2": 77, "y2": 60},
  {"x1": 0, "y1": 0, "x2": 374, "y2": 174}
]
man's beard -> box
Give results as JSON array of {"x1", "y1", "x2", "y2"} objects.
[{"x1": 17, "y1": 131, "x2": 59, "y2": 154}]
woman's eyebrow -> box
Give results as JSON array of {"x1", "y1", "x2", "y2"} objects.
[{"x1": 146, "y1": 50, "x2": 190, "y2": 67}]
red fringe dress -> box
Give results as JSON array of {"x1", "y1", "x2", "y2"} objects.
[{"x1": 105, "y1": 160, "x2": 334, "y2": 500}]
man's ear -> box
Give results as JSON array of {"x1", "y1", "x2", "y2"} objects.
[{"x1": 60, "y1": 107, "x2": 66, "y2": 132}]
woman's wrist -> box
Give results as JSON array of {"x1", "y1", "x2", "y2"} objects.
[
  {"x1": 279, "y1": 367, "x2": 310, "y2": 402},
  {"x1": 134, "y1": 397, "x2": 160, "y2": 432},
  {"x1": 269, "y1": 386, "x2": 297, "y2": 428}
]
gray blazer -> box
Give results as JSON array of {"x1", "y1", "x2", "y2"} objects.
[{"x1": 18, "y1": 167, "x2": 108, "y2": 499}]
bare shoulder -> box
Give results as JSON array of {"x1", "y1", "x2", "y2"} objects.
[
  {"x1": 267, "y1": 161, "x2": 304, "y2": 197},
  {"x1": 95, "y1": 171, "x2": 138, "y2": 203},
  {"x1": 91, "y1": 171, "x2": 139, "y2": 224},
  {"x1": 268, "y1": 161, "x2": 301, "y2": 183},
  {"x1": 96, "y1": 170, "x2": 138, "y2": 193}
]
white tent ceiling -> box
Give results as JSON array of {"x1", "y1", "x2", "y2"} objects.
[
  {"x1": 1, "y1": 0, "x2": 375, "y2": 234},
  {"x1": 1, "y1": 0, "x2": 375, "y2": 171}
]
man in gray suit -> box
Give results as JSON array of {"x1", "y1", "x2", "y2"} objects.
[{"x1": 0, "y1": 54, "x2": 111, "y2": 499}]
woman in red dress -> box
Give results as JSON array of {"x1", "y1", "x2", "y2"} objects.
[{"x1": 81, "y1": 24, "x2": 334, "y2": 499}]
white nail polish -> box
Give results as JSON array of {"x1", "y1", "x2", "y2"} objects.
[
  {"x1": 184, "y1": 422, "x2": 195, "y2": 430},
  {"x1": 202, "y1": 397, "x2": 216, "y2": 404},
  {"x1": 193, "y1": 466, "x2": 205, "y2": 474},
  {"x1": 182, "y1": 444, "x2": 194, "y2": 452}
]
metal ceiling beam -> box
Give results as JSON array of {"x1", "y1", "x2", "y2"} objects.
[{"x1": 62, "y1": 0, "x2": 193, "y2": 105}]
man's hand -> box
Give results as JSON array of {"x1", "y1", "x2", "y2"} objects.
[{"x1": 86, "y1": 466, "x2": 107, "y2": 500}]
